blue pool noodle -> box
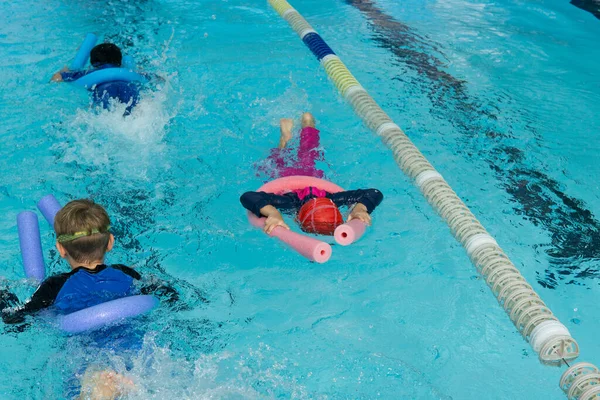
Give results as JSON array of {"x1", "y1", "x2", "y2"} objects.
[
  {"x1": 17, "y1": 212, "x2": 45, "y2": 282},
  {"x1": 73, "y1": 68, "x2": 148, "y2": 89},
  {"x1": 122, "y1": 55, "x2": 135, "y2": 70},
  {"x1": 58, "y1": 295, "x2": 158, "y2": 334},
  {"x1": 70, "y1": 33, "x2": 98, "y2": 70},
  {"x1": 37, "y1": 194, "x2": 62, "y2": 226}
]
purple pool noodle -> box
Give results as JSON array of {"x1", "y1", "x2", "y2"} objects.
[
  {"x1": 17, "y1": 211, "x2": 45, "y2": 282},
  {"x1": 37, "y1": 194, "x2": 62, "y2": 226},
  {"x1": 58, "y1": 295, "x2": 159, "y2": 334}
]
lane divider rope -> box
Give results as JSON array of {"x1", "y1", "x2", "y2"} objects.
[{"x1": 266, "y1": 1, "x2": 597, "y2": 396}]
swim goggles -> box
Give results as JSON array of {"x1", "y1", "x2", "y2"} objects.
[{"x1": 57, "y1": 226, "x2": 111, "y2": 243}]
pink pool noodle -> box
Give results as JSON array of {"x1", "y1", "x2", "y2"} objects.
[
  {"x1": 246, "y1": 176, "x2": 345, "y2": 262},
  {"x1": 334, "y1": 219, "x2": 367, "y2": 246},
  {"x1": 248, "y1": 211, "x2": 331, "y2": 263},
  {"x1": 271, "y1": 226, "x2": 331, "y2": 263},
  {"x1": 259, "y1": 175, "x2": 343, "y2": 194}
]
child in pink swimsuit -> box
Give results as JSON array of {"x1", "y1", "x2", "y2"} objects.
[
  {"x1": 244, "y1": 113, "x2": 383, "y2": 235},
  {"x1": 261, "y1": 113, "x2": 324, "y2": 179}
]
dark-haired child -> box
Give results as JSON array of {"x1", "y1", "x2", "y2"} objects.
[{"x1": 51, "y1": 43, "x2": 141, "y2": 114}]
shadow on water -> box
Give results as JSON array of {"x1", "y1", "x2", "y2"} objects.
[{"x1": 346, "y1": 0, "x2": 600, "y2": 288}]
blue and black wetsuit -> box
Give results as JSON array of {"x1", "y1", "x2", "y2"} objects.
[
  {"x1": 240, "y1": 187, "x2": 384, "y2": 217},
  {"x1": 0, "y1": 264, "x2": 177, "y2": 325},
  {"x1": 61, "y1": 64, "x2": 141, "y2": 114}
]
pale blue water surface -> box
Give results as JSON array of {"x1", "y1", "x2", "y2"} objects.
[{"x1": 1, "y1": 0, "x2": 599, "y2": 398}]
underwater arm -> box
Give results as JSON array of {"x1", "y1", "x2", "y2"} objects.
[
  {"x1": 112, "y1": 264, "x2": 181, "y2": 309},
  {"x1": 139, "y1": 280, "x2": 180, "y2": 306}
]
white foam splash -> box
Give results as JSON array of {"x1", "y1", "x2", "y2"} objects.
[
  {"x1": 85, "y1": 336, "x2": 310, "y2": 399},
  {"x1": 53, "y1": 80, "x2": 178, "y2": 181}
]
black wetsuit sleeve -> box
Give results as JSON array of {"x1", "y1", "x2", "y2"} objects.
[
  {"x1": 140, "y1": 281, "x2": 180, "y2": 306},
  {"x1": 1, "y1": 273, "x2": 70, "y2": 324},
  {"x1": 112, "y1": 264, "x2": 180, "y2": 306},
  {"x1": 111, "y1": 264, "x2": 142, "y2": 280},
  {"x1": 327, "y1": 189, "x2": 384, "y2": 213},
  {"x1": 240, "y1": 191, "x2": 302, "y2": 217}
]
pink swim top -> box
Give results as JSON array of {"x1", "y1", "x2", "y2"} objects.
[{"x1": 293, "y1": 186, "x2": 328, "y2": 200}]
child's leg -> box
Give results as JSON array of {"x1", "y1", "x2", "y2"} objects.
[
  {"x1": 260, "y1": 119, "x2": 293, "y2": 178},
  {"x1": 295, "y1": 112, "x2": 324, "y2": 178},
  {"x1": 260, "y1": 114, "x2": 323, "y2": 178},
  {"x1": 301, "y1": 112, "x2": 316, "y2": 129},
  {"x1": 299, "y1": 112, "x2": 319, "y2": 155},
  {"x1": 278, "y1": 118, "x2": 294, "y2": 149}
]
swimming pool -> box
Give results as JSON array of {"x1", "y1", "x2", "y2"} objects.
[{"x1": 1, "y1": 0, "x2": 599, "y2": 398}]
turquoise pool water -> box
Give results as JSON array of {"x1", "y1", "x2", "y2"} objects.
[{"x1": 1, "y1": 0, "x2": 599, "y2": 398}]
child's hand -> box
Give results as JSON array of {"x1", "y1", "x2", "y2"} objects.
[
  {"x1": 259, "y1": 205, "x2": 290, "y2": 235},
  {"x1": 264, "y1": 214, "x2": 290, "y2": 235},
  {"x1": 50, "y1": 66, "x2": 69, "y2": 82},
  {"x1": 50, "y1": 72, "x2": 63, "y2": 82},
  {"x1": 348, "y1": 204, "x2": 372, "y2": 225}
]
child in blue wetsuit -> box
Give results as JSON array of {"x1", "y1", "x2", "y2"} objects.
[
  {"x1": 1, "y1": 199, "x2": 176, "y2": 323},
  {"x1": 51, "y1": 43, "x2": 141, "y2": 115},
  {"x1": 0, "y1": 199, "x2": 176, "y2": 398}
]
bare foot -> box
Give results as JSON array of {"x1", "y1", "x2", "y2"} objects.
[
  {"x1": 79, "y1": 369, "x2": 135, "y2": 400},
  {"x1": 301, "y1": 112, "x2": 316, "y2": 128},
  {"x1": 279, "y1": 118, "x2": 293, "y2": 149}
]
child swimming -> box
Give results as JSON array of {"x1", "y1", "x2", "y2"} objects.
[
  {"x1": 1, "y1": 199, "x2": 176, "y2": 324},
  {"x1": 51, "y1": 43, "x2": 142, "y2": 115},
  {"x1": 241, "y1": 112, "x2": 383, "y2": 235},
  {"x1": 1, "y1": 199, "x2": 177, "y2": 398}
]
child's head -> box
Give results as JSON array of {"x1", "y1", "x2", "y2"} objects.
[
  {"x1": 90, "y1": 43, "x2": 122, "y2": 68},
  {"x1": 54, "y1": 199, "x2": 113, "y2": 265},
  {"x1": 297, "y1": 198, "x2": 343, "y2": 236}
]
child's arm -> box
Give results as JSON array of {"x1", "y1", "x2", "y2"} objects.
[
  {"x1": 240, "y1": 191, "x2": 300, "y2": 234},
  {"x1": 1, "y1": 274, "x2": 69, "y2": 324},
  {"x1": 258, "y1": 205, "x2": 290, "y2": 234},
  {"x1": 51, "y1": 72, "x2": 64, "y2": 82},
  {"x1": 50, "y1": 67, "x2": 86, "y2": 83},
  {"x1": 347, "y1": 203, "x2": 372, "y2": 225},
  {"x1": 138, "y1": 71, "x2": 166, "y2": 84},
  {"x1": 139, "y1": 280, "x2": 180, "y2": 305},
  {"x1": 328, "y1": 189, "x2": 384, "y2": 225},
  {"x1": 51, "y1": 66, "x2": 69, "y2": 82},
  {"x1": 111, "y1": 264, "x2": 181, "y2": 308},
  {"x1": 240, "y1": 191, "x2": 300, "y2": 216}
]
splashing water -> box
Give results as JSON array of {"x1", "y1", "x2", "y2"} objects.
[{"x1": 49, "y1": 81, "x2": 178, "y2": 181}]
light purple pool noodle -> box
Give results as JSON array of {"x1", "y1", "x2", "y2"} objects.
[
  {"x1": 37, "y1": 194, "x2": 62, "y2": 226},
  {"x1": 17, "y1": 211, "x2": 46, "y2": 282},
  {"x1": 58, "y1": 295, "x2": 159, "y2": 334}
]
